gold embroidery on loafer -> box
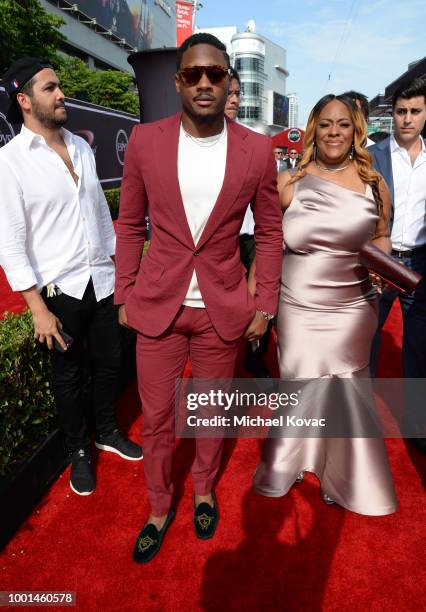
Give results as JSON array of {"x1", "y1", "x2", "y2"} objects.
[
  {"x1": 138, "y1": 534, "x2": 157, "y2": 552},
  {"x1": 196, "y1": 513, "x2": 212, "y2": 530}
]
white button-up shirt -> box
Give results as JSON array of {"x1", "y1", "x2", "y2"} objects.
[
  {"x1": 390, "y1": 134, "x2": 426, "y2": 250},
  {"x1": 0, "y1": 126, "x2": 116, "y2": 300}
]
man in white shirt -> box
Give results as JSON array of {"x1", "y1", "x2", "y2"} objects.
[
  {"x1": 0, "y1": 57, "x2": 142, "y2": 496},
  {"x1": 369, "y1": 77, "x2": 426, "y2": 453}
]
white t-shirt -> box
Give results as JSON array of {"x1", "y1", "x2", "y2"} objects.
[{"x1": 178, "y1": 121, "x2": 227, "y2": 307}]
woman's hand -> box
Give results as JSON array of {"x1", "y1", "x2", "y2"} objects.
[{"x1": 369, "y1": 271, "x2": 386, "y2": 293}]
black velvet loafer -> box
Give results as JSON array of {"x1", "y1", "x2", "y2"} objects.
[
  {"x1": 194, "y1": 491, "x2": 219, "y2": 540},
  {"x1": 133, "y1": 509, "x2": 175, "y2": 563}
]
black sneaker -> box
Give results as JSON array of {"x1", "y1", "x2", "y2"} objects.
[
  {"x1": 95, "y1": 429, "x2": 143, "y2": 461},
  {"x1": 70, "y1": 448, "x2": 95, "y2": 496}
]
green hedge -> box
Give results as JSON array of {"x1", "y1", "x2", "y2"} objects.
[
  {"x1": 0, "y1": 311, "x2": 56, "y2": 478},
  {"x1": 104, "y1": 187, "x2": 121, "y2": 220},
  {"x1": 0, "y1": 186, "x2": 149, "y2": 479}
]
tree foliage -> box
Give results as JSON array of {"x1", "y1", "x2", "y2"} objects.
[
  {"x1": 0, "y1": 0, "x2": 139, "y2": 116},
  {"x1": 0, "y1": 0, "x2": 65, "y2": 75},
  {"x1": 57, "y1": 56, "x2": 139, "y2": 116}
]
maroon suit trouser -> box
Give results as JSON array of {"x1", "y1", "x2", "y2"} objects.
[{"x1": 136, "y1": 305, "x2": 239, "y2": 515}]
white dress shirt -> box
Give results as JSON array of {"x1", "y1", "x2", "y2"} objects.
[
  {"x1": 390, "y1": 134, "x2": 426, "y2": 250},
  {"x1": 239, "y1": 206, "x2": 255, "y2": 236},
  {"x1": 238, "y1": 120, "x2": 265, "y2": 237},
  {"x1": 178, "y1": 122, "x2": 227, "y2": 307},
  {"x1": 0, "y1": 126, "x2": 116, "y2": 300}
]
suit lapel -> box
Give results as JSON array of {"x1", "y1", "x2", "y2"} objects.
[
  {"x1": 196, "y1": 119, "x2": 252, "y2": 249},
  {"x1": 154, "y1": 113, "x2": 195, "y2": 248},
  {"x1": 154, "y1": 115, "x2": 252, "y2": 249},
  {"x1": 376, "y1": 137, "x2": 394, "y2": 204}
]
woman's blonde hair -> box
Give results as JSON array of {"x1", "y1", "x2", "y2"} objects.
[{"x1": 290, "y1": 94, "x2": 383, "y2": 214}]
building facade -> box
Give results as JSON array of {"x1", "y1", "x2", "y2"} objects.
[
  {"x1": 42, "y1": 0, "x2": 176, "y2": 74},
  {"x1": 287, "y1": 93, "x2": 298, "y2": 128},
  {"x1": 197, "y1": 22, "x2": 289, "y2": 133}
]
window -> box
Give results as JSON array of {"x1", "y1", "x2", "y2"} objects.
[
  {"x1": 238, "y1": 106, "x2": 261, "y2": 120},
  {"x1": 235, "y1": 57, "x2": 264, "y2": 73},
  {"x1": 241, "y1": 82, "x2": 262, "y2": 97}
]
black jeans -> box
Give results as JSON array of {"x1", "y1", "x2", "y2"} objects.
[
  {"x1": 370, "y1": 248, "x2": 426, "y2": 435},
  {"x1": 371, "y1": 248, "x2": 426, "y2": 378},
  {"x1": 43, "y1": 279, "x2": 122, "y2": 451}
]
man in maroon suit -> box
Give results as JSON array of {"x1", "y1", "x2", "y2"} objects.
[{"x1": 115, "y1": 33, "x2": 283, "y2": 563}]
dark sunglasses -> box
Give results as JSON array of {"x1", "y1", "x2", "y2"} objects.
[{"x1": 178, "y1": 65, "x2": 231, "y2": 86}]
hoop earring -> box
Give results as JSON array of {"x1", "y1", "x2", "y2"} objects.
[{"x1": 349, "y1": 143, "x2": 355, "y2": 160}]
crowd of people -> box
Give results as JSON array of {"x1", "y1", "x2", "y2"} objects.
[{"x1": 0, "y1": 32, "x2": 425, "y2": 564}]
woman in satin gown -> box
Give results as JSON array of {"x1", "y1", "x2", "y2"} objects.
[{"x1": 253, "y1": 94, "x2": 397, "y2": 516}]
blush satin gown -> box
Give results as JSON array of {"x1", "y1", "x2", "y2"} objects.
[{"x1": 253, "y1": 173, "x2": 397, "y2": 516}]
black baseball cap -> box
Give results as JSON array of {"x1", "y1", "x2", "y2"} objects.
[{"x1": 1, "y1": 57, "x2": 53, "y2": 123}]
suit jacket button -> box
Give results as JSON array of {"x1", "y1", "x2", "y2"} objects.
[{"x1": 194, "y1": 251, "x2": 199, "y2": 256}]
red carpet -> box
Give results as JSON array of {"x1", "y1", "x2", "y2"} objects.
[
  {"x1": 1, "y1": 274, "x2": 425, "y2": 611},
  {"x1": 0, "y1": 267, "x2": 25, "y2": 317}
]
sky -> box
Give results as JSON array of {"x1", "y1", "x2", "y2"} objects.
[{"x1": 194, "y1": 0, "x2": 426, "y2": 127}]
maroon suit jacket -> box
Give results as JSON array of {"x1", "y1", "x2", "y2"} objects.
[{"x1": 114, "y1": 113, "x2": 283, "y2": 341}]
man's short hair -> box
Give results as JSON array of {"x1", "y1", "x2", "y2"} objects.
[
  {"x1": 343, "y1": 90, "x2": 369, "y2": 120},
  {"x1": 176, "y1": 33, "x2": 230, "y2": 70},
  {"x1": 230, "y1": 68, "x2": 241, "y2": 86},
  {"x1": 13, "y1": 77, "x2": 37, "y2": 120},
  {"x1": 392, "y1": 77, "x2": 426, "y2": 108},
  {"x1": 21, "y1": 76, "x2": 36, "y2": 98}
]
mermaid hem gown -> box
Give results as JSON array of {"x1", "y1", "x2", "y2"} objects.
[{"x1": 253, "y1": 174, "x2": 397, "y2": 516}]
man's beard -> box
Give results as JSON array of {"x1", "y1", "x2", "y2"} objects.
[
  {"x1": 183, "y1": 99, "x2": 225, "y2": 125},
  {"x1": 31, "y1": 99, "x2": 68, "y2": 128},
  {"x1": 187, "y1": 107, "x2": 224, "y2": 125}
]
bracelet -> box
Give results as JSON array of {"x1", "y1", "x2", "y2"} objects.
[{"x1": 257, "y1": 310, "x2": 275, "y2": 321}]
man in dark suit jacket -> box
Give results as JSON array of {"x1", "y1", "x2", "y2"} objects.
[
  {"x1": 284, "y1": 148, "x2": 299, "y2": 170},
  {"x1": 273, "y1": 147, "x2": 287, "y2": 173},
  {"x1": 115, "y1": 33, "x2": 283, "y2": 562},
  {"x1": 369, "y1": 77, "x2": 426, "y2": 453}
]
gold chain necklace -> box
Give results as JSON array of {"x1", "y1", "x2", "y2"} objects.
[
  {"x1": 182, "y1": 123, "x2": 225, "y2": 148},
  {"x1": 315, "y1": 161, "x2": 350, "y2": 172}
]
